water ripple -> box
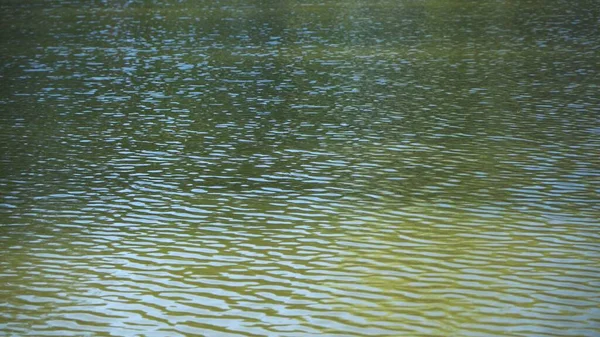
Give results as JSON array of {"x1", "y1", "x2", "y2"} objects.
[{"x1": 2, "y1": 0, "x2": 600, "y2": 336}]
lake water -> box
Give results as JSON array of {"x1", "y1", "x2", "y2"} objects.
[{"x1": 1, "y1": 0, "x2": 599, "y2": 336}]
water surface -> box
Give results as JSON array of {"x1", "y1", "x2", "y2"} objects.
[{"x1": 1, "y1": 0, "x2": 600, "y2": 336}]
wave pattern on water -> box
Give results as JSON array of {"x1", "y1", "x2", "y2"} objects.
[{"x1": 1, "y1": 0, "x2": 600, "y2": 336}]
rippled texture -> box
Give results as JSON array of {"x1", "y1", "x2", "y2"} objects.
[{"x1": 1, "y1": 0, "x2": 600, "y2": 336}]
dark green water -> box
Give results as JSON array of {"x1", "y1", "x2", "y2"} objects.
[{"x1": 1, "y1": 0, "x2": 599, "y2": 336}]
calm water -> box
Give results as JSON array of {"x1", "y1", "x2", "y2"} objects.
[{"x1": 1, "y1": 0, "x2": 600, "y2": 336}]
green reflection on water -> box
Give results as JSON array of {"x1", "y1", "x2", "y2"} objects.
[{"x1": 1, "y1": 0, "x2": 599, "y2": 336}]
